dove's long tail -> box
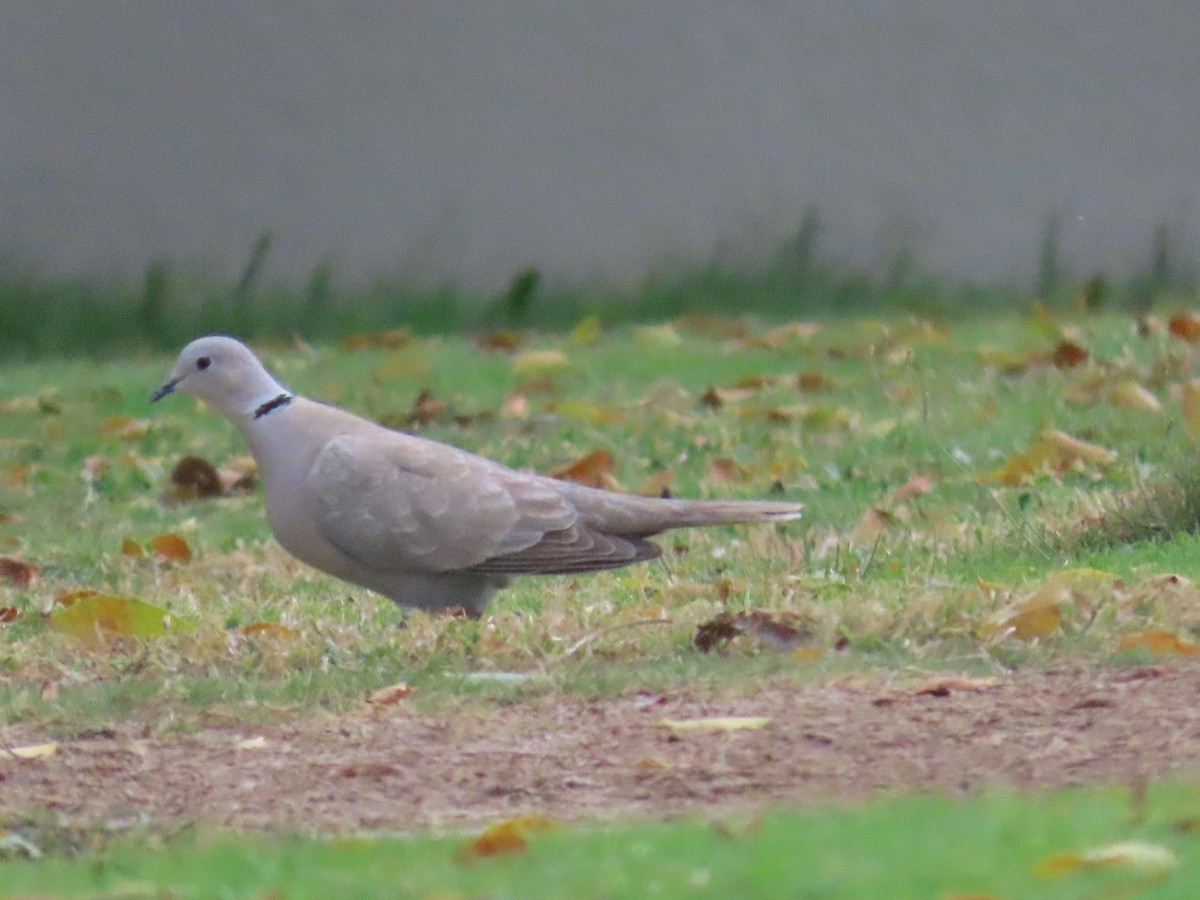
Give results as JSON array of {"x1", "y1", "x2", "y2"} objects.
[{"x1": 558, "y1": 483, "x2": 803, "y2": 536}]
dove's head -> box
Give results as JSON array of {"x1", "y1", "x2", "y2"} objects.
[{"x1": 152, "y1": 336, "x2": 290, "y2": 418}]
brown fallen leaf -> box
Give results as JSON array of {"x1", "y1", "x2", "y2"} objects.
[
  {"x1": 164, "y1": 455, "x2": 223, "y2": 502},
  {"x1": 1169, "y1": 312, "x2": 1200, "y2": 342},
  {"x1": 550, "y1": 449, "x2": 615, "y2": 489},
  {"x1": 0, "y1": 606, "x2": 18, "y2": 623},
  {"x1": 406, "y1": 389, "x2": 446, "y2": 427},
  {"x1": 1051, "y1": 341, "x2": 1088, "y2": 368},
  {"x1": 150, "y1": 533, "x2": 191, "y2": 562},
  {"x1": 0, "y1": 556, "x2": 38, "y2": 586},
  {"x1": 367, "y1": 682, "x2": 413, "y2": 706}
]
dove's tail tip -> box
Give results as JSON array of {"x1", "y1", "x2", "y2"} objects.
[{"x1": 676, "y1": 499, "x2": 804, "y2": 526}]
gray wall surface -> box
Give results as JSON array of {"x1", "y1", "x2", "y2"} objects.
[{"x1": 2, "y1": 2, "x2": 1197, "y2": 291}]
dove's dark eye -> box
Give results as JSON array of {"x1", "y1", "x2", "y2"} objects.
[{"x1": 196, "y1": 356, "x2": 212, "y2": 371}]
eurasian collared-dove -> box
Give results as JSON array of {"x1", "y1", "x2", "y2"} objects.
[{"x1": 152, "y1": 336, "x2": 803, "y2": 615}]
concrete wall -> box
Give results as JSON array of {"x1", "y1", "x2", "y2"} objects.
[{"x1": 2, "y1": 2, "x2": 1197, "y2": 291}]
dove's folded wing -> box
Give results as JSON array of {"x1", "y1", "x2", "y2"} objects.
[{"x1": 309, "y1": 433, "x2": 579, "y2": 573}]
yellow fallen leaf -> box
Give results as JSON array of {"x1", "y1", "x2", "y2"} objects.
[
  {"x1": 1108, "y1": 380, "x2": 1162, "y2": 412},
  {"x1": 981, "y1": 429, "x2": 1115, "y2": 485},
  {"x1": 659, "y1": 717, "x2": 771, "y2": 734},
  {"x1": 1035, "y1": 841, "x2": 1176, "y2": 878},
  {"x1": 569, "y1": 315, "x2": 603, "y2": 346},
  {"x1": 979, "y1": 592, "x2": 1062, "y2": 641},
  {"x1": 1040, "y1": 428, "x2": 1116, "y2": 465},
  {"x1": 511, "y1": 349, "x2": 570, "y2": 375},
  {"x1": 5, "y1": 741, "x2": 57, "y2": 759},
  {"x1": 632, "y1": 324, "x2": 683, "y2": 348},
  {"x1": 49, "y1": 594, "x2": 194, "y2": 639}
]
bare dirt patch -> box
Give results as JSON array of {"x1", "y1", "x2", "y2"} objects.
[{"x1": 4, "y1": 664, "x2": 1200, "y2": 833}]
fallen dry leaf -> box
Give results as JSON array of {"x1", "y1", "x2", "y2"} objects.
[
  {"x1": 549, "y1": 449, "x2": 615, "y2": 489},
  {"x1": 236, "y1": 736, "x2": 267, "y2": 750},
  {"x1": 659, "y1": 717, "x2": 771, "y2": 734},
  {"x1": 49, "y1": 593, "x2": 194, "y2": 640},
  {"x1": 241, "y1": 622, "x2": 299, "y2": 640},
  {"x1": 151, "y1": 532, "x2": 191, "y2": 562},
  {"x1": 1108, "y1": 380, "x2": 1162, "y2": 413},
  {"x1": 4, "y1": 742, "x2": 58, "y2": 760},
  {"x1": 367, "y1": 682, "x2": 413, "y2": 706},
  {"x1": 1035, "y1": 840, "x2": 1176, "y2": 878},
  {"x1": 163, "y1": 455, "x2": 223, "y2": 503},
  {"x1": 1168, "y1": 312, "x2": 1200, "y2": 342},
  {"x1": 0, "y1": 606, "x2": 18, "y2": 623},
  {"x1": 632, "y1": 324, "x2": 683, "y2": 348},
  {"x1": 0, "y1": 556, "x2": 39, "y2": 586},
  {"x1": 1051, "y1": 341, "x2": 1088, "y2": 368},
  {"x1": 120, "y1": 537, "x2": 145, "y2": 557},
  {"x1": 511, "y1": 349, "x2": 570, "y2": 375},
  {"x1": 406, "y1": 389, "x2": 446, "y2": 427},
  {"x1": 981, "y1": 428, "x2": 1116, "y2": 486},
  {"x1": 979, "y1": 592, "x2": 1062, "y2": 641},
  {"x1": 1117, "y1": 630, "x2": 1200, "y2": 656},
  {"x1": 458, "y1": 814, "x2": 559, "y2": 863}
]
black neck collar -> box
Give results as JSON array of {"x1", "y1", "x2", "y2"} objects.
[{"x1": 253, "y1": 392, "x2": 294, "y2": 420}]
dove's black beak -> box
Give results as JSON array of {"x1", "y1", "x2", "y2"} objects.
[{"x1": 151, "y1": 378, "x2": 180, "y2": 403}]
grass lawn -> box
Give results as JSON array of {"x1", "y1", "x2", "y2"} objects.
[
  {"x1": 3, "y1": 784, "x2": 1198, "y2": 898},
  {"x1": 3, "y1": 305, "x2": 1200, "y2": 893}
]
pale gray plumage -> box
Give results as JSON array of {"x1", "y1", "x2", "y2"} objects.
[{"x1": 152, "y1": 336, "x2": 804, "y2": 615}]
